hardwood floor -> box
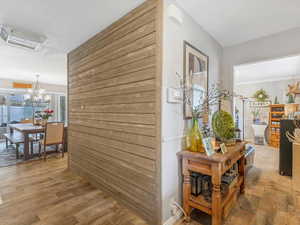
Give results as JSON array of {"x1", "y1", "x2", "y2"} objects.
[
  {"x1": 1, "y1": 146, "x2": 300, "y2": 225},
  {"x1": 0, "y1": 155, "x2": 147, "y2": 225},
  {"x1": 176, "y1": 145, "x2": 300, "y2": 225}
]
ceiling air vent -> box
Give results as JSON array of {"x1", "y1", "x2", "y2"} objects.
[{"x1": 0, "y1": 25, "x2": 47, "y2": 51}]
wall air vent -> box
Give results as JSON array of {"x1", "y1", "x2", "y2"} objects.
[{"x1": 0, "y1": 25, "x2": 46, "y2": 51}]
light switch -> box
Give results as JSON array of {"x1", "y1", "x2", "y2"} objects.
[{"x1": 167, "y1": 88, "x2": 182, "y2": 103}]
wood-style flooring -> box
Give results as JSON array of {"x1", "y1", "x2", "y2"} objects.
[
  {"x1": 177, "y1": 145, "x2": 300, "y2": 225},
  {"x1": 0, "y1": 155, "x2": 147, "y2": 225},
  {"x1": 1, "y1": 146, "x2": 300, "y2": 225}
]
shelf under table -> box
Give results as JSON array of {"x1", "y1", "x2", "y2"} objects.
[{"x1": 177, "y1": 142, "x2": 246, "y2": 225}]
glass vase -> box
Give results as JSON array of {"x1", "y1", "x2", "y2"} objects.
[
  {"x1": 186, "y1": 118, "x2": 204, "y2": 152},
  {"x1": 41, "y1": 119, "x2": 47, "y2": 127}
]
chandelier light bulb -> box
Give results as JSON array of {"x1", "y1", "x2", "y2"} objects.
[
  {"x1": 24, "y1": 94, "x2": 31, "y2": 100},
  {"x1": 25, "y1": 75, "x2": 51, "y2": 105},
  {"x1": 44, "y1": 95, "x2": 51, "y2": 101}
]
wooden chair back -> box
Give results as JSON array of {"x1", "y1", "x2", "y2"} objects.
[
  {"x1": 20, "y1": 119, "x2": 33, "y2": 124},
  {"x1": 44, "y1": 122, "x2": 64, "y2": 146}
]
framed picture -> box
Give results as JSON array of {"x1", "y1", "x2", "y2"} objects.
[
  {"x1": 183, "y1": 41, "x2": 209, "y2": 119},
  {"x1": 220, "y1": 143, "x2": 228, "y2": 154},
  {"x1": 203, "y1": 137, "x2": 215, "y2": 156}
]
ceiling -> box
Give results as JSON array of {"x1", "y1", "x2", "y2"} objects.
[
  {"x1": 0, "y1": 0, "x2": 145, "y2": 85},
  {"x1": 234, "y1": 55, "x2": 300, "y2": 85},
  {"x1": 176, "y1": 0, "x2": 300, "y2": 47},
  {"x1": 0, "y1": 45, "x2": 67, "y2": 85}
]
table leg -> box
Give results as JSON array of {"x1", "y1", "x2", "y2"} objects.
[
  {"x1": 212, "y1": 163, "x2": 222, "y2": 225},
  {"x1": 182, "y1": 159, "x2": 192, "y2": 221},
  {"x1": 183, "y1": 174, "x2": 192, "y2": 222},
  {"x1": 24, "y1": 133, "x2": 30, "y2": 160},
  {"x1": 239, "y1": 155, "x2": 246, "y2": 194}
]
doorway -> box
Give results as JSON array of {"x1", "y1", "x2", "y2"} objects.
[{"x1": 233, "y1": 54, "x2": 300, "y2": 147}]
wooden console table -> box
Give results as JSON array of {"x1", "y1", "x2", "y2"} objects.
[{"x1": 177, "y1": 142, "x2": 246, "y2": 225}]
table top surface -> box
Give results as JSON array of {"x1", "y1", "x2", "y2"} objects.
[
  {"x1": 8, "y1": 123, "x2": 45, "y2": 133},
  {"x1": 177, "y1": 142, "x2": 246, "y2": 163}
]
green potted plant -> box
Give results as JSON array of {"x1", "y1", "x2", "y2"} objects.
[
  {"x1": 251, "y1": 109, "x2": 260, "y2": 124},
  {"x1": 287, "y1": 94, "x2": 295, "y2": 104}
]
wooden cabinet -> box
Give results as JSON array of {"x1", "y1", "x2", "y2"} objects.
[
  {"x1": 269, "y1": 104, "x2": 285, "y2": 148},
  {"x1": 177, "y1": 142, "x2": 246, "y2": 225},
  {"x1": 293, "y1": 143, "x2": 300, "y2": 188}
]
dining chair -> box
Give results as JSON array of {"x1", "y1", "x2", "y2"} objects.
[
  {"x1": 39, "y1": 122, "x2": 65, "y2": 160},
  {"x1": 20, "y1": 118, "x2": 40, "y2": 155},
  {"x1": 20, "y1": 119, "x2": 33, "y2": 124}
]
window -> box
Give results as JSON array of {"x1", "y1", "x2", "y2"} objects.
[
  {"x1": 0, "y1": 92, "x2": 66, "y2": 126},
  {"x1": 8, "y1": 94, "x2": 47, "y2": 123},
  {"x1": 59, "y1": 95, "x2": 66, "y2": 122}
]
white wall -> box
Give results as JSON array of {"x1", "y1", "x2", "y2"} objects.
[
  {"x1": 222, "y1": 27, "x2": 300, "y2": 97},
  {"x1": 161, "y1": 0, "x2": 223, "y2": 223},
  {"x1": 0, "y1": 78, "x2": 67, "y2": 94},
  {"x1": 162, "y1": 3, "x2": 300, "y2": 223}
]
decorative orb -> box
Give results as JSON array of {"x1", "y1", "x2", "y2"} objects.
[{"x1": 212, "y1": 110, "x2": 235, "y2": 142}]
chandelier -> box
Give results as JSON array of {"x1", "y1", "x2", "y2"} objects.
[{"x1": 24, "y1": 75, "x2": 51, "y2": 105}]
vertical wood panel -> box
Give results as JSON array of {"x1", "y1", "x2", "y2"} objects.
[{"x1": 67, "y1": 0, "x2": 162, "y2": 224}]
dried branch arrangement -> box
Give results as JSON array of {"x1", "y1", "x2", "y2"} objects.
[
  {"x1": 176, "y1": 72, "x2": 231, "y2": 119},
  {"x1": 286, "y1": 120, "x2": 300, "y2": 144}
]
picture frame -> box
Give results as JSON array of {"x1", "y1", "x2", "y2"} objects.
[
  {"x1": 183, "y1": 41, "x2": 209, "y2": 119},
  {"x1": 220, "y1": 143, "x2": 228, "y2": 154},
  {"x1": 203, "y1": 137, "x2": 215, "y2": 156}
]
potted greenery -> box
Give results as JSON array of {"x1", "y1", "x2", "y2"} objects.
[
  {"x1": 287, "y1": 94, "x2": 295, "y2": 104},
  {"x1": 251, "y1": 109, "x2": 260, "y2": 124}
]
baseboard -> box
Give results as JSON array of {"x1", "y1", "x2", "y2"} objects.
[{"x1": 163, "y1": 211, "x2": 183, "y2": 225}]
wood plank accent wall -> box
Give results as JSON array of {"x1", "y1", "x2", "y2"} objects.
[{"x1": 67, "y1": 0, "x2": 162, "y2": 224}]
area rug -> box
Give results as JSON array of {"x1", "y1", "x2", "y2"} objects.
[
  {"x1": 0, "y1": 142, "x2": 23, "y2": 167},
  {"x1": 0, "y1": 142, "x2": 57, "y2": 167}
]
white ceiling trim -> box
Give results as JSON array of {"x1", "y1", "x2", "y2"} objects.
[
  {"x1": 235, "y1": 75, "x2": 300, "y2": 86},
  {"x1": 234, "y1": 54, "x2": 300, "y2": 85}
]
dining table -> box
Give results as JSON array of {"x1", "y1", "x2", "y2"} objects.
[{"x1": 8, "y1": 123, "x2": 45, "y2": 160}]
